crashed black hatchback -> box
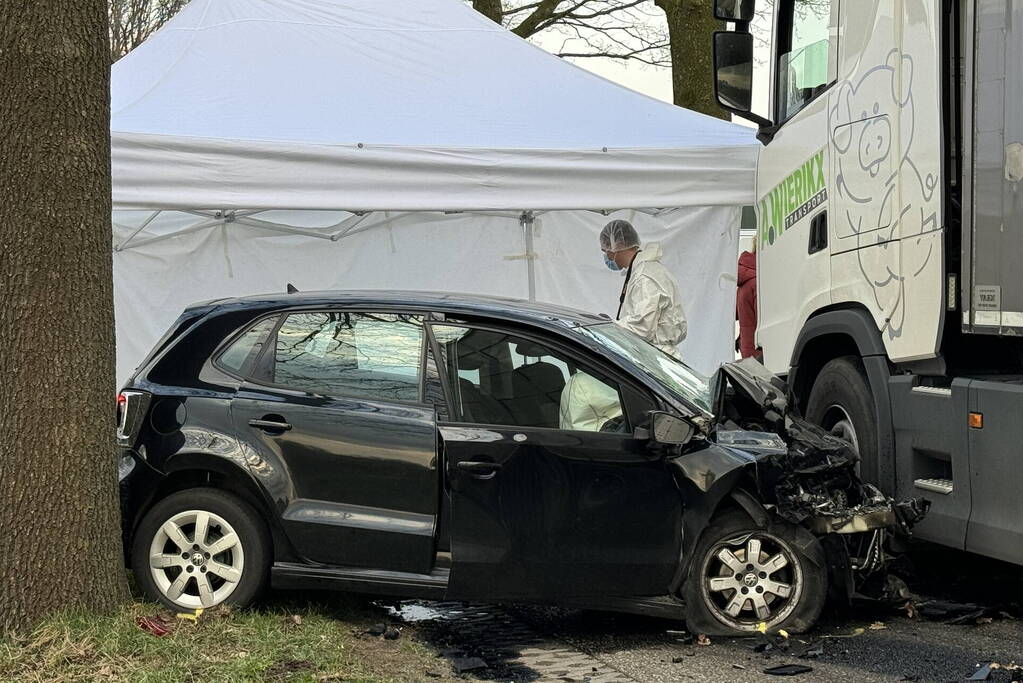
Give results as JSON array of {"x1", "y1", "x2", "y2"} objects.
[{"x1": 118, "y1": 291, "x2": 923, "y2": 635}]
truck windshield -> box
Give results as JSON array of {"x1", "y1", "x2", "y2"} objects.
[{"x1": 575, "y1": 322, "x2": 713, "y2": 414}]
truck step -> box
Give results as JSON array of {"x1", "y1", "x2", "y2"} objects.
[
  {"x1": 910, "y1": 386, "x2": 952, "y2": 396},
  {"x1": 914, "y1": 478, "x2": 954, "y2": 495}
]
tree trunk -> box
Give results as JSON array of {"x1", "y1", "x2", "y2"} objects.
[
  {"x1": 472, "y1": 0, "x2": 504, "y2": 24},
  {"x1": 655, "y1": 0, "x2": 729, "y2": 119},
  {"x1": 0, "y1": 0, "x2": 127, "y2": 633}
]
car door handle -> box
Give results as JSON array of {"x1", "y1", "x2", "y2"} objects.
[
  {"x1": 456, "y1": 461, "x2": 502, "y2": 477},
  {"x1": 248, "y1": 418, "x2": 292, "y2": 432}
]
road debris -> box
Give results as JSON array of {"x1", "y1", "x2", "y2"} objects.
[
  {"x1": 696, "y1": 634, "x2": 712, "y2": 647},
  {"x1": 764, "y1": 664, "x2": 814, "y2": 676},
  {"x1": 366, "y1": 623, "x2": 387, "y2": 637},
  {"x1": 793, "y1": 641, "x2": 824, "y2": 659},
  {"x1": 869, "y1": 621, "x2": 887, "y2": 630},
  {"x1": 968, "y1": 663, "x2": 993, "y2": 681},
  {"x1": 136, "y1": 616, "x2": 171, "y2": 637},
  {"x1": 824, "y1": 627, "x2": 865, "y2": 638},
  {"x1": 176, "y1": 608, "x2": 204, "y2": 623}
]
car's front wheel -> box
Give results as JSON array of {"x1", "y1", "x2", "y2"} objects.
[
  {"x1": 131, "y1": 488, "x2": 270, "y2": 611},
  {"x1": 683, "y1": 510, "x2": 826, "y2": 636}
]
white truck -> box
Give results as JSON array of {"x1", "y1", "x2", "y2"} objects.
[{"x1": 712, "y1": 0, "x2": 1023, "y2": 565}]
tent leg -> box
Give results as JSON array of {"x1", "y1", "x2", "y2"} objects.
[{"x1": 520, "y1": 211, "x2": 536, "y2": 302}]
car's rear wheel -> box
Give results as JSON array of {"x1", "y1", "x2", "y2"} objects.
[
  {"x1": 132, "y1": 488, "x2": 270, "y2": 611},
  {"x1": 684, "y1": 510, "x2": 826, "y2": 635}
]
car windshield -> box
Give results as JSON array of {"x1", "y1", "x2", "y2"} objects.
[{"x1": 574, "y1": 323, "x2": 714, "y2": 414}]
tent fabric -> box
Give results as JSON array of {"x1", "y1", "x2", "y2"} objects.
[
  {"x1": 113, "y1": 207, "x2": 740, "y2": 383},
  {"x1": 110, "y1": 0, "x2": 755, "y2": 386},
  {"x1": 111, "y1": 0, "x2": 757, "y2": 211}
]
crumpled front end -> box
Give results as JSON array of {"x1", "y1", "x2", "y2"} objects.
[
  {"x1": 709, "y1": 359, "x2": 928, "y2": 584},
  {"x1": 761, "y1": 416, "x2": 927, "y2": 535}
]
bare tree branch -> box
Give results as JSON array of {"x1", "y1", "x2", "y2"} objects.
[
  {"x1": 109, "y1": 0, "x2": 188, "y2": 62},
  {"x1": 466, "y1": 0, "x2": 671, "y2": 69}
]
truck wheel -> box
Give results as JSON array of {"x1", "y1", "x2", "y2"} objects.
[
  {"x1": 805, "y1": 356, "x2": 878, "y2": 477},
  {"x1": 684, "y1": 510, "x2": 827, "y2": 635},
  {"x1": 132, "y1": 488, "x2": 270, "y2": 611}
]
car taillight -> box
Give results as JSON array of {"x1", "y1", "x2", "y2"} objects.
[{"x1": 116, "y1": 390, "x2": 151, "y2": 448}]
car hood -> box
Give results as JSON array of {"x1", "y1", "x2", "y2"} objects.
[{"x1": 715, "y1": 357, "x2": 790, "y2": 422}]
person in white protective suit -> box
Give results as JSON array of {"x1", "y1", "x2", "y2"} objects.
[{"x1": 599, "y1": 219, "x2": 687, "y2": 359}]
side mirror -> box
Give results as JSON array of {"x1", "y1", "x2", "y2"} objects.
[
  {"x1": 713, "y1": 31, "x2": 773, "y2": 129},
  {"x1": 713, "y1": 31, "x2": 754, "y2": 113},
  {"x1": 714, "y1": 0, "x2": 754, "y2": 22},
  {"x1": 649, "y1": 412, "x2": 696, "y2": 446}
]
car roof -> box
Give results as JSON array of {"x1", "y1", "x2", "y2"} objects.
[{"x1": 200, "y1": 289, "x2": 611, "y2": 328}]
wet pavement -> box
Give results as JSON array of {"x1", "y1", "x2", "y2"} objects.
[{"x1": 381, "y1": 547, "x2": 1023, "y2": 682}]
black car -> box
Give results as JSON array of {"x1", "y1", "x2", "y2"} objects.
[{"x1": 118, "y1": 290, "x2": 922, "y2": 635}]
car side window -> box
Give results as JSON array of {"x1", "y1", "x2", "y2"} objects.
[
  {"x1": 432, "y1": 324, "x2": 628, "y2": 434},
  {"x1": 775, "y1": 0, "x2": 837, "y2": 123},
  {"x1": 217, "y1": 316, "x2": 279, "y2": 376},
  {"x1": 271, "y1": 312, "x2": 424, "y2": 402}
]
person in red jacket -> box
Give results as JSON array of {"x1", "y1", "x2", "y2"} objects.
[{"x1": 737, "y1": 238, "x2": 762, "y2": 360}]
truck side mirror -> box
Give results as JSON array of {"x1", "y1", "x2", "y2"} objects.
[
  {"x1": 713, "y1": 31, "x2": 754, "y2": 113},
  {"x1": 713, "y1": 31, "x2": 773, "y2": 131},
  {"x1": 649, "y1": 412, "x2": 696, "y2": 446},
  {"x1": 714, "y1": 0, "x2": 754, "y2": 22}
]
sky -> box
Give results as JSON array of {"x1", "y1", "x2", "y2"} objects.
[{"x1": 532, "y1": 7, "x2": 775, "y2": 128}]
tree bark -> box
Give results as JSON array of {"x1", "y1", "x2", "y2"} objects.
[
  {"x1": 472, "y1": 0, "x2": 504, "y2": 24},
  {"x1": 0, "y1": 0, "x2": 128, "y2": 633},
  {"x1": 654, "y1": 0, "x2": 729, "y2": 119}
]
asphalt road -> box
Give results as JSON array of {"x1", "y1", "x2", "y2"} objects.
[{"x1": 402, "y1": 546, "x2": 1023, "y2": 682}]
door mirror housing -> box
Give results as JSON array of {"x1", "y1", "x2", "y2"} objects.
[
  {"x1": 713, "y1": 31, "x2": 773, "y2": 131},
  {"x1": 649, "y1": 412, "x2": 696, "y2": 446},
  {"x1": 714, "y1": 0, "x2": 754, "y2": 22}
]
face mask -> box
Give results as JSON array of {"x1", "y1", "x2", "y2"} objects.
[{"x1": 604, "y1": 254, "x2": 621, "y2": 271}]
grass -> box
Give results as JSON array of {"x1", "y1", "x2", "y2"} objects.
[{"x1": 0, "y1": 594, "x2": 455, "y2": 683}]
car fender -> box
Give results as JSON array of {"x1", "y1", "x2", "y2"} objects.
[{"x1": 667, "y1": 441, "x2": 762, "y2": 594}]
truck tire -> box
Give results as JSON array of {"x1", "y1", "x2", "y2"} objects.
[
  {"x1": 683, "y1": 510, "x2": 827, "y2": 635},
  {"x1": 132, "y1": 487, "x2": 271, "y2": 612},
  {"x1": 805, "y1": 356, "x2": 878, "y2": 479}
]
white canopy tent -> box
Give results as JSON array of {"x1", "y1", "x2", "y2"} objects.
[{"x1": 111, "y1": 0, "x2": 758, "y2": 384}]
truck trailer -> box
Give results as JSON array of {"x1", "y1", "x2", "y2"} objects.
[{"x1": 712, "y1": 0, "x2": 1023, "y2": 564}]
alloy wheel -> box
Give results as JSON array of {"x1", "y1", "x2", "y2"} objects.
[
  {"x1": 148, "y1": 509, "x2": 245, "y2": 609},
  {"x1": 700, "y1": 531, "x2": 803, "y2": 631}
]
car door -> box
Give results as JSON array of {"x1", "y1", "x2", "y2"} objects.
[
  {"x1": 430, "y1": 322, "x2": 683, "y2": 601},
  {"x1": 229, "y1": 310, "x2": 439, "y2": 575}
]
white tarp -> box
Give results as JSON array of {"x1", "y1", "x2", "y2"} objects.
[
  {"x1": 110, "y1": 0, "x2": 757, "y2": 384},
  {"x1": 111, "y1": 0, "x2": 756, "y2": 210},
  {"x1": 114, "y1": 208, "x2": 740, "y2": 381}
]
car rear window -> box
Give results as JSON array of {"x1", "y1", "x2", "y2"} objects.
[
  {"x1": 217, "y1": 316, "x2": 279, "y2": 376},
  {"x1": 271, "y1": 312, "x2": 424, "y2": 402}
]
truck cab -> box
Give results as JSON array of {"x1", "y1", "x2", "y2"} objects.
[{"x1": 712, "y1": 0, "x2": 1023, "y2": 565}]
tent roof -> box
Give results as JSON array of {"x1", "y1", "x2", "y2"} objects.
[{"x1": 111, "y1": 0, "x2": 758, "y2": 211}]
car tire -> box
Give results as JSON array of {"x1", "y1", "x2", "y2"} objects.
[
  {"x1": 132, "y1": 487, "x2": 270, "y2": 611},
  {"x1": 683, "y1": 510, "x2": 827, "y2": 636},
  {"x1": 805, "y1": 356, "x2": 878, "y2": 480}
]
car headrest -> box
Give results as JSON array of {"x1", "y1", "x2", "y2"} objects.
[
  {"x1": 458, "y1": 351, "x2": 489, "y2": 370},
  {"x1": 514, "y1": 341, "x2": 549, "y2": 358}
]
